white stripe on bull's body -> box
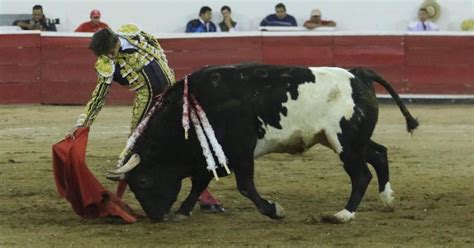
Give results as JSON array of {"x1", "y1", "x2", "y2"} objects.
[{"x1": 254, "y1": 67, "x2": 355, "y2": 158}]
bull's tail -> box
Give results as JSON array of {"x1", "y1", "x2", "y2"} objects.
[{"x1": 350, "y1": 67, "x2": 419, "y2": 133}]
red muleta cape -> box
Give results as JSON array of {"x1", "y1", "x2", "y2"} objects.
[{"x1": 52, "y1": 127, "x2": 136, "y2": 223}]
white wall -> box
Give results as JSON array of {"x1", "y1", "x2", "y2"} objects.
[{"x1": 1, "y1": 0, "x2": 473, "y2": 33}]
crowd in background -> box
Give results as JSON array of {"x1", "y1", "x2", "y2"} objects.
[{"x1": 11, "y1": 2, "x2": 474, "y2": 33}]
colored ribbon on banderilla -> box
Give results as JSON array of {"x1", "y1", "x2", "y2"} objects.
[
  {"x1": 182, "y1": 72, "x2": 190, "y2": 140},
  {"x1": 182, "y1": 75, "x2": 231, "y2": 181}
]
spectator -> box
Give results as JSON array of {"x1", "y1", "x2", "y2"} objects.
[
  {"x1": 13, "y1": 5, "x2": 57, "y2": 31},
  {"x1": 407, "y1": 8, "x2": 439, "y2": 31},
  {"x1": 185, "y1": 6, "x2": 217, "y2": 33},
  {"x1": 75, "y1": 9, "x2": 109, "y2": 33},
  {"x1": 303, "y1": 9, "x2": 336, "y2": 29},
  {"x1": 218, "y1": 5, "x2": 238, "y2": 32},
  {"x1": 260, "y1": 3, "x2": 297, "y2": 27}
]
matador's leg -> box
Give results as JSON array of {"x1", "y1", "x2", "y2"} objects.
[
  {"x1": 107, "y1": 85, "x2": 152, "y2": 184},
  {"x1": 122, "y1": 84, "x2": 152, "y2": 164}
]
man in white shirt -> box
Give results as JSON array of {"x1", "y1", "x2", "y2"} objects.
[{"x1": 407, "y1": 8, "x2": 439, "y2": 31}]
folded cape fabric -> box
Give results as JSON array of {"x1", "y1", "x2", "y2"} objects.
[{"x1": 52, "y1": 127, "x2": 136, "y2": 223}]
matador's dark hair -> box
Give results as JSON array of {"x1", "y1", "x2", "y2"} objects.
[{"x1": 89, "y1": 28, "x2": 118, "y2": 56}]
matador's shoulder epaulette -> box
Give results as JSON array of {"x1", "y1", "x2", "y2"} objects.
[
  {"x1": 116, "y1": 23, "x2": 141, "y2": 37},
  {"x1": 95, "y1": 55, "x2": 115, "y2": 78}
]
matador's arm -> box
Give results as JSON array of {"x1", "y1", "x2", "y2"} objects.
[{"x1": 76, "y1": 56, "x2": 114, "y2": 127}]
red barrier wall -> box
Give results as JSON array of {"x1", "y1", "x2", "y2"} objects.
[
  {"x1": 0, "y1": 34, "x2": 41, "y2": 103},
  {"x1": 0, "y1": 33, "x2": 472, "y2": 105},
  {"x1": 404, "y1": 36, "x2": 474, "y2": 93},
  {"x1": 333, "y1": 36, "x2": 406, "y2": 92},
  {"x1": 162, "y1": 36, "x2": 263, "y2": 79}
]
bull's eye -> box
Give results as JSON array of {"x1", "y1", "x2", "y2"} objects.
[
  {"x1": 210, "y1": 72, "x2": 221, "y2": 87},
  {"x1": 254, "y1": 68, "x2": 268, "y2": 78}
]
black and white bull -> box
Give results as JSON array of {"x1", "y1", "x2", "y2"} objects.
[{"x1": 126, "y1": 64, "x2": 418, "y2": 223}]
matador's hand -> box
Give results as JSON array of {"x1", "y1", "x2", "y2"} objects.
[
  {"x1": 65, "y1": 126, "x2": 80, "y2": 140},
  {"x1": 66, "y1": 113, "x2": 87, "y2": 139}
]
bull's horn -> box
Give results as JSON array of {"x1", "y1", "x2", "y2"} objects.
[
  {"x1": 212, "y1": 169, "x2": 219, "y2": 181},
  {"x1": 106, "y1": 173, "x2": 126, "y2": 181},
  {"x1": 108, "y1": 153, "x2": 141, "y2": 174},
  {"x1": 223, "y1": 163, "x2": 231, "y2": 175}
]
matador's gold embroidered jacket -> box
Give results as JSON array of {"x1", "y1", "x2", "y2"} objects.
[{"x1": 77, "y1": 24, "x2": 176, "y2": 128}]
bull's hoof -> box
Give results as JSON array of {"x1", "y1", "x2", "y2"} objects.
[
  {"x1": 380, "y1": 182, "x2": 396, "y2": 211},
  {"x1": 273, "y1": 202, "x2": 285, "y2": 219},
  {"x1": 200, "y1": 204, "x2": 226, "y2": 213},
  {"x1": 320, "y1": 209, "x2": 355, "y2": 224},
  {"x1": 266, "y1": 201, "x2": 285, "y2": 219}
]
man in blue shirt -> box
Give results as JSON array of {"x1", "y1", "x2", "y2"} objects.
[
  {"x1": 185, "y1": 6, "x2": 217, "y2": 33},
  {"x1": 260, "y1": 3, "x2": 297, "y2": 27}
]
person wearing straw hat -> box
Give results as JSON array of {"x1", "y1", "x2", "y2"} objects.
[
  {"x1": 303, "y1": 9, "x2": 336, "y2": 29},
  {"x1": 408, "y1": 3, "x2": 440, "y2": 31}
]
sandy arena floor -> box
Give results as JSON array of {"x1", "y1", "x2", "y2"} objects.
[{"x1": 0, "y1": 104, "x2": 473, "y2": 246}]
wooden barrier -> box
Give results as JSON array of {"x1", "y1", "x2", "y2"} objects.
[
  {"x1": 0, "y1": 32, "x2": 472, "y2": 105},
  {"x1": 162, "y1": 36, "x2": 263, "y2": 80},
  {"x1": 0, "y1": 33, "x2": 41, "y2": 103},
  {"x1": 404, "y1": 36, "x2": 474, "y2": 93}
]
